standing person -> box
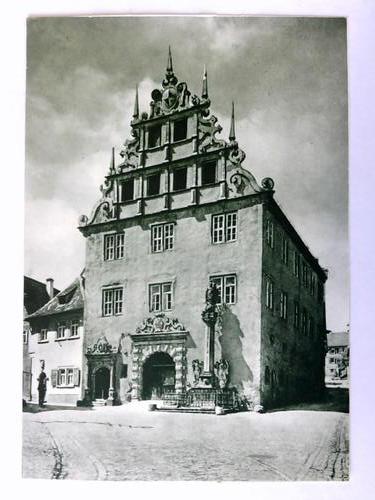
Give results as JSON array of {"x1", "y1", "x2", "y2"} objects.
[{"x1": 37, "y1": 364, "x2": 48, "y2": 408}]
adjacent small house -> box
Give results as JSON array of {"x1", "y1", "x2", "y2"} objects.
[
  {"x1": 23, "y1": 276, "x2": 59, "y2": 401},
  {"x1": 26, "y1": 276, "x2": 85, "y2": 406},
  {"x1": 325, "y1": 330, "x2": 349, "y2": 386}
]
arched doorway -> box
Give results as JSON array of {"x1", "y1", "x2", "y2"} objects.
[
  {"x1": 94, "y1": 367, "x2": 110, "y2": 399},
  {"x1": 142, "y1": 352, "x2": 176, "y2": 400}
]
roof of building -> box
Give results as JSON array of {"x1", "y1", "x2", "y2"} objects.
[
  {"x1": 24, "y1": 276, "x2": 60, "y2": 316},
  {"x1": 327, "y1": 331, "x2": 349, "y2": 347},
  {"x1": 25, "y1": 278, "x2": 83, "y2": 319}
]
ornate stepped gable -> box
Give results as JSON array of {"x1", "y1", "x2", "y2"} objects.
[{"x1": 79, "y1": 48, "x2": 274, "y2": 228}]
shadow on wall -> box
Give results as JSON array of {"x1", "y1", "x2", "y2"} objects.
[{"x1": 217, "y1": 307, "x2": 253, "y2": 390}]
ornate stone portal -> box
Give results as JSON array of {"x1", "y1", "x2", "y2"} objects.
[
  {"x1": 130, "y1": 314, "x2": 188, "y2": 400},
  {"x1": 85, "y1": 336, "x2": 120, "y2": 405}
]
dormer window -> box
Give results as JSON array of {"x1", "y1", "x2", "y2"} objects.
[
  {"x1": 201, "y1": 160, "x2": 217, "y2": 186},
  {"x1": 173, "y1": 117, "x2": 187, "y2": 142},
  {"x1": 147, "y1": 173, "x2": 161, "y2": 196},
  {"x1": 148, "y1": 124, "x2": 161, "y2": 148}
]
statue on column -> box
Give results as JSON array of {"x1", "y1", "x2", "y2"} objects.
[{"x1": 201, "y1": 282, "x2": 220, "y2": 325}]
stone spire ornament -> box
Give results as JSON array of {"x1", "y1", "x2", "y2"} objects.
[
  {"x1": 229, "y1": 101, "x2": 236, "y2": 142},
  {"x1": 109, "y1": 146, "x2": 115, "y2": 174},
  {"x1": 163, "y1": 46, "x2": 177, "y2": 87},
  {"x1": 133, "y1": 85, "x2": 139, "y2": 119},
  {"x1": 202, "y1": 65, "x2": 208, "y2": 99}
]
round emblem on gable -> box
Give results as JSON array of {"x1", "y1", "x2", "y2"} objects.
[{"x1": 162, "y1": 87, "x2": 178, "y2": 111}]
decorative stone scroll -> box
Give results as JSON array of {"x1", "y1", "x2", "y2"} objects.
[
  {"x1": 135, "y1": 313, "x2": 186, "y2": 335},
  {"x1": 198, "y1": 114, "x2": 226, "y2": 153},
  {"x1": 86, "y1": 335, "x2": 117, "y2": 355},
  {"x1": 78, "y1": 196, "x2": 115, "y2": 227}
]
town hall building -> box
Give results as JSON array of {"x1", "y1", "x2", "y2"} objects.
[{"x1": 74, "y1": 50, "x2": 328, "y2": 410}]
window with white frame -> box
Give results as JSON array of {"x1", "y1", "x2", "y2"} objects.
[
  {"x1": 55, "y1": 367, "x2": 79, "y2": 388},
  {"x1": 104, "y1": 233, "x2": 125, "y2": 261},
  {"x1": 210, "y1": 275, "x2": 237, "y2": 305},
  {"x1": 70, "y1": 320, "x2": 79, "y2": 337},
  {"x1": 280, "y1": 291, "x2": 288, "y2": 320},
  {"x1": 212, "y1": 212, "x2": 237, "y2": 244},
  {"x1": 102, "y1": 287, "x2": 123, "y2": 316},
  {"x1": 23, "y1": 329, "x2": 28, "y2": 344},
  {"x1": 294, "y1": 251, "x2": 300, "y2": 278},
  {"x1": 265, "y1": 277, "x2": 274, "y2": 310},
  {"x1": 56, "y1": 324, "x2": 65, "y2": 340},
  {"x1": 149, "y1": 282, "x2": 173, "y2": 312},
  {"x1": 39, "y1": 329, "x2": 48, "y2": 342},
  {"x1": 282, "y1": 237, "x2": 289, "y2": 265},
  {"x1": 266, "y1": 220, "x2": 274, "y2": 249},
  {"x1": 151, "y1": 223, "x2": 174, "y2": 252}
]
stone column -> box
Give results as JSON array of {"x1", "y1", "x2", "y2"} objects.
[
  {"x1": 200, "y1": 283, "x2": 220, "y2": 387},
  {"x1": 107, "y1": 363, "x2": 115, "y2": 406}
]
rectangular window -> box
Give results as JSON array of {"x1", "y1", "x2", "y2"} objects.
[
  {"x1": 147, "y1": 173, "x2": 161, "y2": 196},
  {"x1": 102, "y1": 287, "x2": 123, "y2": 316},
  {"x1": 120, "y1": 179, "x2": 134, "y2": 202},
  {"x1": 209, "y1": 275, "x2": 237, "y2": 305},
  {"x1": 56, "y1": 324, "x2": 65, "y2": 340},
  {"x1": 39, "y1": 329, "x2": 48, "y2": 342},
  {"x1": 149, "y1": 282, "x2": 173, "y2": 312},
  {"x1": 294, "y1": 301, "x2": 300, "y2": 329},
  {"x1": 57, "y1": 368, "x2": 79, "y2": 388},
  {"x1": 173, "y1": 117, "x2": 188, "y2": 142},
  {"x1": 280, "y1": 291, "x2": 288, "y2": 320},
  {"x1": 148, "y1": 125, "x2": 161, "y2": 148},
  {"x1": 201, "y1": 160, "x2": 217, "y2": 186},
  {"x1": 294, "y1": 251, "x2": 300, "y2": 278},
  {"x1": 70, "y1": 320, "x2": 79, "y2": 338},
  {"x1": 104, "y1": 233, "x2": 125, "y2": 261},
  {"x1": 212, "y1": 212, "x2": 237, "y2": 244},
  {"x1": 302, "y1": 262, "x2": 309, "y2": 288},
  {"x1": 173, "y1": 167, "x2": 187, "y2": 191},
  {"x1": 265, "y1": 277, "x2": 274, "y2": 310},
  {"x1": 266, "y1": 220, "x2": 274, "y2": 249},
  {"x1": 151, "y1": 223, "x2": 174, "y2": 252},
  {"x1": 23, "y1": 329, "x2": 28, "y2": 344},
  {"x1": 282, "y1": 237, "x2": 289, "y2": 265},
  {"x1": 67, "y1": 368, "x2": 74, "y2": 386}
]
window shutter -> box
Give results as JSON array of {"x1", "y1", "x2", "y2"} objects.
[
  {"x1": 73, "y1": 368, "x2": 80, "y2": 386},
  {"x1": 51, "y1": 369, "x2": 58, "y2": 388}
]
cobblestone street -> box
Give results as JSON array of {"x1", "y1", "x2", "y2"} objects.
[{"x1": 22, "y1": 390, "x2": 349, "y2": 481}]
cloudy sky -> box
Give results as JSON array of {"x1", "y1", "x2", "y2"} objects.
[{"x1": 25, "y1": 16, "x2": 348, "y2": 331}]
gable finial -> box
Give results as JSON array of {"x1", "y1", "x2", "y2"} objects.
[
  {"x1": 133, "y1": 85, "x2": 139, "y2": 119},
  {"x1": 110, "y1": 146, "x2": 115, "y2": 173},
  {"x1": 229, "y1": 101, "x2": 236, "y2": 142},
  {"x1": 202, "y1": 65, "x2": 208, "y2": 98},
  {"x1": 167, "y1": 45, "x2": 173, "y2": 74}
]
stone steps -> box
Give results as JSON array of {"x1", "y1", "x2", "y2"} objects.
[{"x1": 92, "y1": 399, "x2": 107, "y2": 407}]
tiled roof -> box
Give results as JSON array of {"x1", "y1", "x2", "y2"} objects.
[
  {"x1": 24, "y1": 276, "x2": 60, "y2": 316},
  {"x1": 327, "y1": 331, "x2": 349, "y2": 347},
  {"x1": 26, "y1": 278, "x2": 83, "y2": 319}
]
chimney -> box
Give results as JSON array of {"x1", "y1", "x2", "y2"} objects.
[{"x1": 46, "y1": 278, "x2": 54, "y2": 299}]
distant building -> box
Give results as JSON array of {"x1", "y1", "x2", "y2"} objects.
[
  {"x1": 23, "y1": 276, "x2": 59, "y2": 400},
  {"x1": 26, "y1": 276, "x2": 84, "y2": 406},
  {"x1": 76, "y1": 51, "x2": 328, "y2": 409},
  {"x1": 325, "y1": 330, "x2": 349, "y2": 385}
]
